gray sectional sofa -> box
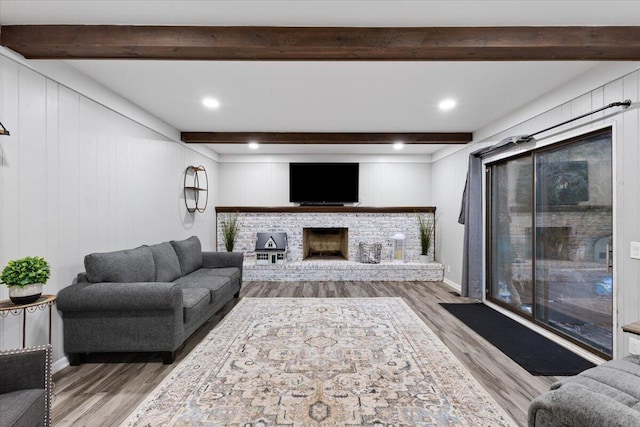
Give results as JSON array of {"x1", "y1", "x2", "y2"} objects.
[
  {"x1": 57, "y1": 236, "x2": 242, "y2": 365},
  {"x1": 528, "y1": 354, "x2": 640, "y2": 427}
]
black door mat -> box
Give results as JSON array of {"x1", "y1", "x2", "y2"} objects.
[{"x1": 440, "y1": 303, "x2": 596, "y2": 376}]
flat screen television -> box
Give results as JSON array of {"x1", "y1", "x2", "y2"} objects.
[{"x1": 289, "y1": 163, "x2": 359, "y2": 205}]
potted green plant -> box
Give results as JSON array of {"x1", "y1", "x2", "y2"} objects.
[
  {"x1": 0, "y1": 256, "x2": 50, "y2": 304},
  {"x1": 221, "y1": 213, "x2": 240, "y2": 252},
  {"x1": 417, "y1": 215, "x2": 435, "y2": 263}
]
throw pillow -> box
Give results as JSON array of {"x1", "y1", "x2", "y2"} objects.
[
  {"x1": 84, "y1": 246, "x2": 155, "y2": 283},
  {"x1": 170, "y1": 236, "x2": 204, "y2": 276},
  {"x1": 147, "y1": 242, "x2": 182, "y2": 282}
]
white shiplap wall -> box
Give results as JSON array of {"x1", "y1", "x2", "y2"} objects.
[
  {"x1": 0, "y1": 55, "x2": 219, "y2": 366},
  {"x1": 218, "y1": 160, "x2": 432, "y2": 206},
  {"x1": 433, "y1": 65, "x2": 640, "y2": 357}
]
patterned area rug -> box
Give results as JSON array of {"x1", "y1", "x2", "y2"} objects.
[{"x1": 124, "y1": 298, "x2": 515, "y2": 426}]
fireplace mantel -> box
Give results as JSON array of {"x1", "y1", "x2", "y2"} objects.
[{"x1": 216, "y1": 206, "x2": 436, "y2": 214}]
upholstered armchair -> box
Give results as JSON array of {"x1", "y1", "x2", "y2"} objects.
[{"x1": 0, "y1": 344, "x2": 52, "y2": 427}]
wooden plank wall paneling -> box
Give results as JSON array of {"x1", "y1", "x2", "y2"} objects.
[
  {"x1": 0, "y1": 55, "x2": 218, "y2": 357},
  {"x1": 432, "y1": 69, "x2": 640, "y2": 357},
  {"x1": 1, "y1": 57, "x2": 22, "y2": 349},
  {"x1": 431, "y1": 150, "x2": 468, "y2": 283},
  {"x1": 218, "y1": 162, "x2": 433, "y2": 207},
  {"x1": 620, "y1": 72, "x2": 640, "y2": 348}
]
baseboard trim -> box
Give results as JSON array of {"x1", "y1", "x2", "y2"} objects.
[
  {"x1": 52, "y1": 356, "x2": 69, "y2": 374},
  {"x1": 442, "y1": 278, "x2": 461, "y2": 294}
]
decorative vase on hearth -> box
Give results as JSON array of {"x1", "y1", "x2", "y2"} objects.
[{"x1": 391, "y1": 232, "x2": 406, "y2": 264}]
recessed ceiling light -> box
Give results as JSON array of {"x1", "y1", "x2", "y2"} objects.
[
  {"x1": 438, "y1": 98, "x2": 456, "y2": 111},
  {"x1": 393, "y1": 142, "x2": 404, "y2": 150},
  {"x1": 202, "y1": 97, "x2": 220, "y2": 109},
  {"x1": 248, "y1": 141, "x2": 259, "y2": 150}
]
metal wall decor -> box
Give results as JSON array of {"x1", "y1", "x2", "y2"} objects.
[
  {"x1": 0, "y1": 121, "x2": 10, "y2": 136},
  {"x1": 184, "y1": 165, "x2": 208, "y2": 213}
]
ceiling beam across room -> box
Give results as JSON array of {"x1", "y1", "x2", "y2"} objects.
[
  {"x1": 2, "y1": 25, "x2": 639, "y2": 61},
  {"x1": 180, "y1": 132, "x2": 473, "y2": 144}
]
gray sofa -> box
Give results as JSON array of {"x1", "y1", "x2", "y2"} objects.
[
  {"x1": 528, "y1": 355, "x2": 640, "y2": 427},
  {"x1": 0, "y1": 345, "x2": 52, "y2": 427},
  {"x1": 57, "y1": 236, "x2": 242, "y2": 365}
]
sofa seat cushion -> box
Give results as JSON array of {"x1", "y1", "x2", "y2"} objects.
[
  {"x1": 0, "y1": 389, "x2": 46, "y2": 427},
  {"x1": 147, "y1": 242, "x2": 182, "y2": 282},
  {"x1": 204, "y1": 267, "x2": 240, "y2": 282},
  {"x1": 181, "y1": 288, "x2": 211, "y2": 325},
  {"x1": 174, "y1": 269, "x2": 231, "y2": 304},
  {"x1": 84, "y1": 246, "x2": 155, "y2": 283},
  {"x1": 170, "y1": 236, "x2": 204, "y2": 276}
]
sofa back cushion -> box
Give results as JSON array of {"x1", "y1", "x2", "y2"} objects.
[
  {"x1": 85, "y1": 246, "x2": 155, "y2": 283},
  {"x1": 170, "y1": 236, "x2": 204, "y2": 276},
  {"x1": 147, "y1": 242, "x2": 182, "y2": 282}
]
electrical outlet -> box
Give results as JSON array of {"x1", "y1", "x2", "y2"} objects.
[
  {"x1": 447, "y1": 265, "x2": 451, "y2": 273},
  {"x1": 631, "y1": 242, "x2": 640, "y2": 260},
  {"x1": 630, "y1": 337, "x2": 640, "y2": 355}
]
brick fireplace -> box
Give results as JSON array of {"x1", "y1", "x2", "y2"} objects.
[{"x1": 216, "y1": 206, "x2": 442, "y2": 281}]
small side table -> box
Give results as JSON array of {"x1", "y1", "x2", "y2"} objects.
[
  {"x1": 622, "y1": 321, "x2": 640, "y2": 355},
  {"x1": 0, "y1": 294, "x2": 57, "y2": 348},
  {"x1": 622, "y1": 321, "x2": 640, "y2": 336}
]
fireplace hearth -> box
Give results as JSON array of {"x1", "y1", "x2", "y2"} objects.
[{"x1": 303, "y1": 228, "x2": 348, "y2": 260}]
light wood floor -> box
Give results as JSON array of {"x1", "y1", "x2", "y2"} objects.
[{"x1": 52, "y1": 281, "x2": 557, "y2": 426}]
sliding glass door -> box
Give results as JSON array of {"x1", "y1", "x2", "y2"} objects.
[
  {"x1": 488, "y1": 156, "x2": 534, "y2": 316},
  {"x1": 488, "y1": 128, "x2": 613, "y2": 357}
]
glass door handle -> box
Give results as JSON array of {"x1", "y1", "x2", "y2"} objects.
[{"x1": 606, "y1": 244, "x2": 613, "y2": 273}]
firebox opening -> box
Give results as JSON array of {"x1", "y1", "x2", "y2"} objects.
[{"x1": 303, "y1": 228, "x2": 348, "y2": 261}]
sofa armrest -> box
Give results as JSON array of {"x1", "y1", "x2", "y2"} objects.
[
  {"x1": 57, "y1": 281, "x2": 182, "y2": 312},
  {"x1": 0, "y1": 345, "x2": 51, "y2": 394},
  {"x1": 528, "y1": 382, "x2": 640, "y2": 427},
  {"x1": 202, "y1": 251, "x2": 243, "y2": 269}
]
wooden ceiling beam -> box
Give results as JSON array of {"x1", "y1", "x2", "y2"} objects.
[
  {"x1": 2, "y1": 25, "x2": 639, "y2": 61},
  {"x1": 180, "y1": 132, "x2": 472, "y2": 144}
]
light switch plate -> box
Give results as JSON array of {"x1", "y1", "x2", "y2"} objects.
[{"x1": 631, "y1": 242, "x2": 640, "y2": 260}]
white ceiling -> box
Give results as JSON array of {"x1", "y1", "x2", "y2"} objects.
[{"x1": 1, "y1": 1, "x2": 639, "y2": 155}]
